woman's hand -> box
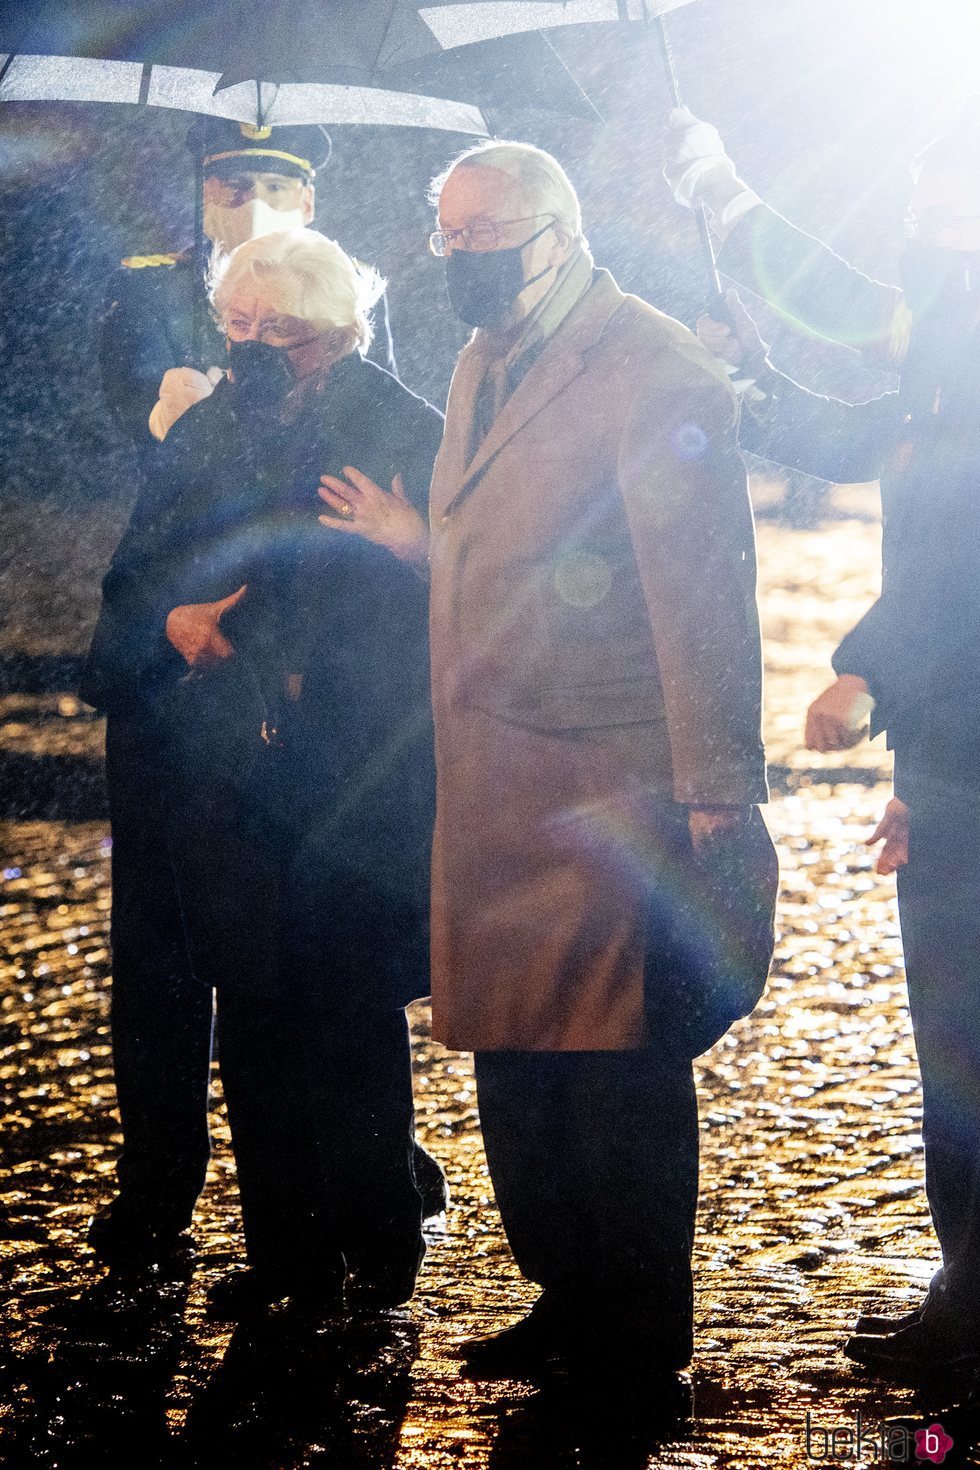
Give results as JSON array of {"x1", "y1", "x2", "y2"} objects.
[
  {"x1": 165, "y1": 584, "x2": 246, "y2": 668},
  {"x1": 318, "y1": 467, "x2": 429, "y2": 568}
]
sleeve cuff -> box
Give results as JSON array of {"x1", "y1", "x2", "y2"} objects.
[{"x1": 716, "y1": 189, "x2": 762, "y2": 231}]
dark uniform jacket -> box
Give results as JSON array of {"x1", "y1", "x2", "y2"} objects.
[
  {"x1": 88, "y1": 354, "x2": 443, "y2": 1007},
  {"x1": 98, "y1": 248, "x2": 397, "y2": 462},
  {"x1": 724, "y1": 205, "x2": 980, "y2": 803}
]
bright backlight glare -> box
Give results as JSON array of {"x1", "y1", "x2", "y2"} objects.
[{"x1": 888, "y1": 0, "x2": 980, "y2": 91}]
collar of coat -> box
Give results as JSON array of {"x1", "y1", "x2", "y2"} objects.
[{"x1": 433, "y1": 267, "x2": 626, "y2": 522}]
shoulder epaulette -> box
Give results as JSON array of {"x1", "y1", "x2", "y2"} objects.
[{"x1": 120, "y1": 253, "x2": 181, "y2": 270}]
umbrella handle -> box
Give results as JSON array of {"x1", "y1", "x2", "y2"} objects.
[{"x1": 654, "y1": 14, "x2": 728, "y2": 321}]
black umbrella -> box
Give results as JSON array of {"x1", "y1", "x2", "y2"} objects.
[{"x1": 0, "y1": 0, "x2": 598, "y2": 133}]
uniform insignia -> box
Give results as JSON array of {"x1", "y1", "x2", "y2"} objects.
[{"x1": 121, "y1": 253, "x2": 180, "y2": 270}]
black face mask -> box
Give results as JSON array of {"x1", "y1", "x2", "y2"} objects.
[
  {"x1": 898, "y1": 241, "x2": 980, "y2": 426},
  {"x1": 228, "y1": 339, "x2": 297, "y2": 417},
  {"x1": 444, "y1": 221, "x2": 555, "y2": 327},
  {"x1": 900, "y1": 238, "x2": 980, "y2": 323}
]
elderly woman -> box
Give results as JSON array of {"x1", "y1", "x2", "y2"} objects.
[{"x1": 100, "y1": 229, "x2": 442, "y2": 1316}]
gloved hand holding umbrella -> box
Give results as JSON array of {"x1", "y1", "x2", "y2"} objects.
[{"x1": 662, "y1": 103, "x2": 759, "y2": 229}]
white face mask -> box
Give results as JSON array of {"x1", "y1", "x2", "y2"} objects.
[{"x1": 203, "y1": 197, "x2": 306, "y2": 252}]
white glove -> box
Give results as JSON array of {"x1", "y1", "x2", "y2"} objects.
[
  {"x1": 663, "y1": 105, "x2": 744, "y2": 213},
  {"x1": 148, "y1": 365, "x2": 223, "y2": 442}
]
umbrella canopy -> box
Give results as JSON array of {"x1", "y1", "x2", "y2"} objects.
[
  {"x1": 415, "y1": 0, "x2": 695, "y2": 48},
  {"x1": 0, "y1": 0, "x2": 600, "y2": 130},
  {"x1": 0, "y1": 58, "x2": 490, "y2": 134}
]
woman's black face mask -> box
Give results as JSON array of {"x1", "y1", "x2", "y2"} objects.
[
  {"x1": 444, "y1": 221, "x2": 555, "y2": 328},
  {"x1": 227, "y1": 339, "x2": 297, "y2": 417}
]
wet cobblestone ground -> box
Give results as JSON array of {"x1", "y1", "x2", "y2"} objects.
[{"x1": 4, "y1": 492, "x2": 979, "y2": 1468}]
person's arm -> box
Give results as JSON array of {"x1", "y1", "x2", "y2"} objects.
[
  {"x1": 86, "y1": 422, "x2": 203, "y2": 706},
  {"x1": 664, "y1": 108, "x2": 909, "y2": 366},
  {"x1": 719, "y1": 204, "x2": 908, "y2": 367},
  {"x1": 618, "y1": 335, "x2": 768, "y2": 825},
  {"x1": 697, "y1": 291, "x2": 899, "y2": 484},
  {"x1": 739, "y1": 367, "x2": 898, "y2": 484},
  {"x1": 695, "y1": 292, "x2": 893, "y2": 753},
  {"x1": 99, "y1": 263, "x2": 182, "y2": 455}
]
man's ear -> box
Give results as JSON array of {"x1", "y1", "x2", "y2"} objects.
[
  {"x1": 301, "y1": 184, "x2": 316, "y2": 225},
  {"x1": 550, "y1": 220, "x2": 577, "y2": 261}
]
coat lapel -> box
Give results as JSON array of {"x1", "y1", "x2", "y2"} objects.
[
  {"x1": 432, "y1": 339, "x2": 485, "y2": 513},
  {"x1": 434, "y1": 271, "x2": 626, "y2": 522},
  {"x1": 461, "y1": 344, "x2": 586, "y2": 488}
]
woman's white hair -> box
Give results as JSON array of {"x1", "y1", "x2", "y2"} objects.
[
  {"x1": 429, "y1": 141, "x2": 583, "y2": 239},
  {"x1": 209, "y1": 229, "x2": 385, "y2": 356}
]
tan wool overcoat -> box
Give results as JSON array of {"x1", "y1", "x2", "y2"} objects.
[{"x1": 428, "y1": 269, "x2": 768, "y2": 1052}]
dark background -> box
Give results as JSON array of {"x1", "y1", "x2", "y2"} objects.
[{"x1": 0, "y1": 0, "x2": 977, "y2": 501}]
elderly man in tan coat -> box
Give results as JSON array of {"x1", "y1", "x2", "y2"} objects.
[{"x1": 327, "y1": 141, "x2": 772, "y2": 1396}]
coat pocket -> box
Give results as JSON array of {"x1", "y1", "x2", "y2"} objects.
[{"x1": 467, "y1": 672, "x2": 668, "y2": 732}]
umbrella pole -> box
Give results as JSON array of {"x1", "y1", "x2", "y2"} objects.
[
  {"x1": 654, "y1": 14, "x2": 727, "y2": 317},
  {"x1": 193, "y1": 149, "x2": 206, "y2": 363}
]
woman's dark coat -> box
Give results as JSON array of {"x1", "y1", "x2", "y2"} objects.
[{"x1": 87, "y1": 354, "x2": 444, "y2": 1010}]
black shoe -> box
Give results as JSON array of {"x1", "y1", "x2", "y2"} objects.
[
  {"x1": 206, "y1": 1267, "x2": 344, "y2": 1321},
  {"x1": 845, "y1": 1318, "x2": 980, "y2": 1382},
  {"x1": 461, "y1": 1301, "x2": 565, "y2": 1380},
  {"x1": 346, "y1": 1238, "x2": 425, "y2": 1312},
  {"x1": 88, "y1": 1206, "x2": 196, "y2": 1277},
  {"x1": 413, "y1": 1144, "x2": 449, "y2": 1221},
  {"x1": 346, "y1": 1268, "x2": 418, "y2": 1313},
  {"x1": 853, "y1": 1269, "x2": 944, "y2": 1336},
  {"x1": 853, "y1": 1308, "x2": 923, "y2": 1335}
]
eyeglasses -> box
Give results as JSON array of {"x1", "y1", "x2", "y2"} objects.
[
  {"x1": 903, "y1": 208, "x2": 980, "y2": 239},
  {"x1": 428, "y1": 214, "x2": 555, "y2": 257},
  {"x1": 224, "y1": 315, "x2": 319, "y2": 346}
]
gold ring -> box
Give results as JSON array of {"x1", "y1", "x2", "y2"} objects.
[{"x1": 340, "y1": 503, "x2": 354, "y2": 518}]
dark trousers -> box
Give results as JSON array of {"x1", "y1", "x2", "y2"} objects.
[
  {"x1": 105, "y1": 708, "x2": 430, "y2": 1285},
  {"x1": 473, "y1": 1047, "x2": 699, "y2": 1357},
  {"x1": 898, "y1": 784, "x2": 980, "y2": 1316},
  {"x1": 216, "y1": 994, "x2": 422, "y2": 1281},
  {"x1": 105, "y1": 714, "x2": 213, "y2": 1234}
]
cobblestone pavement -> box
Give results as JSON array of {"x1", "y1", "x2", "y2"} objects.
[{"x1": 3, "y1": 503, "x2": 979, "y2": 1468}]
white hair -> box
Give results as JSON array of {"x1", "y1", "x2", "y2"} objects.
[
  {"x1": 429, "y1": 141, "x2": 583, "y2": 239},
  {"x1": 209, "y1": 229, "x2": 385, "y2": 355}
]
